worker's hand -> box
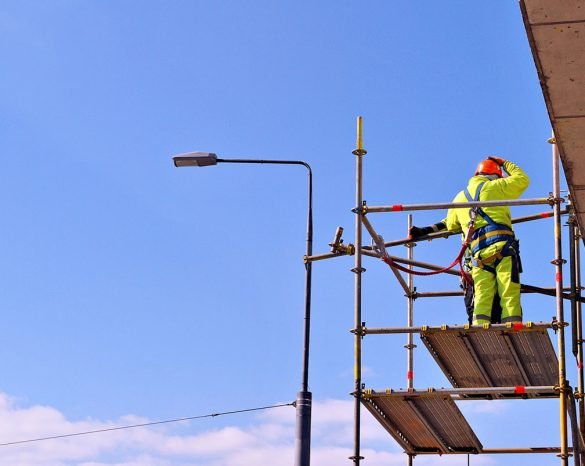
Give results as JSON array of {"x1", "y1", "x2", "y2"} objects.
[
  {"x1": 409, "y1": 225, "x2": 432, "y2": 239},
  {"x1": 488, "y1": 156, "x2": 506, "y2": 166}
]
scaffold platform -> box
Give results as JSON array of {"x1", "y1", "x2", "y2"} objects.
[
  {"x1": 361, "y1": 390, "x2": 482, "y2": 454},
  {"x1": 420, "y1": 323, "x2": 559, "y2": 397}
]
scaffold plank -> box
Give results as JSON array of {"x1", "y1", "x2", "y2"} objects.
[
  {"x1": 420, "y1": 324, "x2": 558, "y2": 396},
  {"x1": 361, "y1": 392, "x2": 482, "y2": 454}
]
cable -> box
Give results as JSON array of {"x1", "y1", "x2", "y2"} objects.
[{"x1": 0, "y1": 401, "x2": 295, "y2": 447}]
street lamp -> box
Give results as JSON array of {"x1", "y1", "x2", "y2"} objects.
[{"x1": 172, "y1": 151, "x2": 314, "y2": 466}]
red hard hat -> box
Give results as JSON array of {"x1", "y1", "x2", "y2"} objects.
[{"x1": 475, "y1": 159, "x2": 502, "y2": 177}]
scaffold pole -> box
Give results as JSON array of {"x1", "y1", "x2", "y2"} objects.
[
  {"x1": 350, "y1": 116, "x2": 366, "y2": 465},
  {"x1": 550, "y1": 136, "x2": 569, "y2": 465}
]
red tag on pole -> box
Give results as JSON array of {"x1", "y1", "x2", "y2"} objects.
[
  {"x1": 515, "y1": 386, "x2": 526, "y2": 394},
  {"x1": 407, "y1": 371, "x2": 413, "y2": 380},
  {"x1": 391, "y1": 205, "x2": 403, "y2": 212},
  {"x1": 513, "y1": 322, "x2": 523, "y2": 331}
]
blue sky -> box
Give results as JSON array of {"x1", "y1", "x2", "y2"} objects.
[{"x1": 0, "y1": 1, "x2": 572, "y2": 465}]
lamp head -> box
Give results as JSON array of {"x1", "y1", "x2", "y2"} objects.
[{"x1": 173, "y1": 152, "x2": 218, "y2": 167}]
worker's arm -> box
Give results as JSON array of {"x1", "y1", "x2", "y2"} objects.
[
  {"x1": 409, "y1": 220, "x2": 447, "y2": 239},
  {"x1": 491, "y1": 158, "x2": 530, "y2": 198},
  {"x1": 444, "y1": 206, "x2": 464, "y2": 234}
]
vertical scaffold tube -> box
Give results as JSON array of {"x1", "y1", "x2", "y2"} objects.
[
  {"x1": 405, "y1": 216, "x2": 415, "y2": 466},
  {"x1": 576, "y1": 222, "x2": 585, "y2": 442},
  {"x1": 551, "y1": 137, "x2": 569, "y2": 465},
  {"x1": 351, "y1": 116, "x2": 366, "y2": 465},
  {"x1": 407, "y1": 215, "x2": 415, "y2": 391},
  {"x1": 571, "y1": 214, "x2": 579, "y2": 359}
]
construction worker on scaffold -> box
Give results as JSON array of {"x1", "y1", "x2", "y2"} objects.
[{"x1": 410, "y1": 157, "x2": 530, "y2": 325}]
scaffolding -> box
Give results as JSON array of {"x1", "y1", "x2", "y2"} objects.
[{"x1": 307, "y1": 118, "x2": 585, "y2": 465}]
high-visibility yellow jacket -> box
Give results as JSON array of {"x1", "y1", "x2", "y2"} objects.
[{"x1": 444, "y1": 161, "x2": 530, "y2": 238}]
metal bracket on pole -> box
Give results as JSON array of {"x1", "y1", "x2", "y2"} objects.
[
  {"x1": 352, "y1": 201, "x2": 368, "y2": 215},
  {"x1": 552, "y1": 320, "x2": 570, "y2": 331},
  {"x1": 351, "y1": 323, "x2": 367, "y2": 338},
  {"x1": 547, "y1": 192, "x2": 566, "y2": 207},
  {"x1": 551, "y1": 258, "x2": 568, "y2": 266}
]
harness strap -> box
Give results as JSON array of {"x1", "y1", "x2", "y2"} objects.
[
  {"x1": 470, "y1": 229, "x2": 514, "y2": 251},
  {"x1": 474, "y1": 251, "x2": 503, "y2": 268}
]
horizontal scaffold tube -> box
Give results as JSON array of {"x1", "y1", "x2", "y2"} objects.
[
  {"x1": 414, "y1": 448, "x2": 572, "y2": 455},
  {"x1": 357, "y1": 321, "x2": 553, "y2": 335},
  {"x1": 363, "y1": 386, "x2": 558, "y2": 398},
  {"x1": 366, "y1": 197, "x2": 553, "y2": 213},
  {"x1": 415, "y1": 291, "x2": 464, "y2": 298},
  {"x1": 415, "y1": 286, "x2": 580, "y2": 299}
]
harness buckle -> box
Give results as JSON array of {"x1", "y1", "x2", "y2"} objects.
[{"x1": 473, "y1": 251, "x2": 504, "y2": 271}]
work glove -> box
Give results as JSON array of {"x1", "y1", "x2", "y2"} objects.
[
  {"x1": 408, "y1": 225, "x2": 433, "y2": 239},
  {"x1": 488, "y1": 156, "x2": 506, "y2": 166}
]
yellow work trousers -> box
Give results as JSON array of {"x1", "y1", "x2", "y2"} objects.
[{"x1": 471, "y1": 241, "x2": 522, "y2": 325}]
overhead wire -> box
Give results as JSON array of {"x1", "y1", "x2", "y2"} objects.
[{"x1": 0, "y1": 401, "x2": 295, "y2": 447}]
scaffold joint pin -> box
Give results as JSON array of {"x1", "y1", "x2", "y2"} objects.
[
  {"x1": 352, "y1": 204, "x2": 368, "y2": 215},
  {"x1": 551, "y1": 319, "x2": 569, "y2": 331},
  {"x1": 329, "y1": 226, "x2": 345, "y2": 253},
  {"x1": 547, "y1": 193, "x2": 565, "y2": 206}
]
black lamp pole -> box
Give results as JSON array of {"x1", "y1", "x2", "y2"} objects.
[{"x1": 173, "y1": 153, "x2": 313, "y2": 466}]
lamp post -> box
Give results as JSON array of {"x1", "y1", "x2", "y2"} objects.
[{"x1": 172, "y1": 151, "x2": 314, "y2": 466}]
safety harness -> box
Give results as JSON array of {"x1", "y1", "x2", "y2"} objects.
[{"x1": 464, "y1": 181, "x2": 516, "y2": 274}]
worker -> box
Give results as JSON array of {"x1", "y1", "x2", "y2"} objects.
[{"x1": 409, "y1": 156, "x2": 529, "y2": 325}]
